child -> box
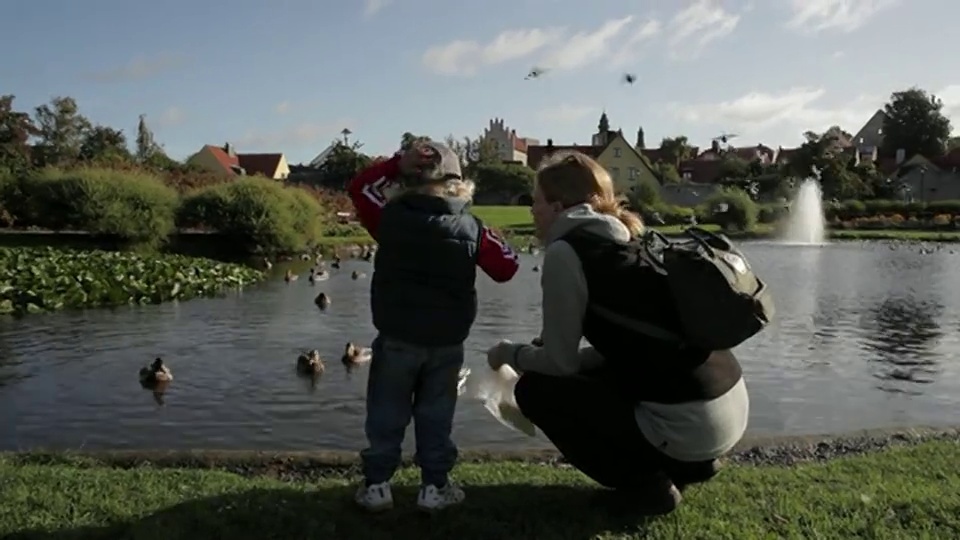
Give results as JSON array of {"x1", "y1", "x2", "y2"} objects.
[{"x1": 347, "y1": 141, "x2": 520, "y2": 513}]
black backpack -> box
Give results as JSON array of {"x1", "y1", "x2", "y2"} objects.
[{"x1": 589, "y1": 227, "x2": 774, "y2": 351}]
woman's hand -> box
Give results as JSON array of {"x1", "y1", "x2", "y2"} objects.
[{"x1": 486, "y1": 340, "x2": 517, "y2": 370}]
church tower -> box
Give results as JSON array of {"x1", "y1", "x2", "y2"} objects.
[
  {"x1": 591, "y1": 111, "x2": 612, "y2": 146},
  {"x1": 636, "y1": 126, "x2": 645, "y2": 149}
]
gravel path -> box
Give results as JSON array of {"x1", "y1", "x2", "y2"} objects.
[{"x1": 3, "y1": 426, "x2": 957, "y2": 483}]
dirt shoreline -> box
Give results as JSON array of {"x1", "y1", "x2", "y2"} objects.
[{"x1": 3, "y1": 426, "x2": 957, "y2": 481}]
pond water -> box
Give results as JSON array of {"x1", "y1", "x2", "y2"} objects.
[{"x1": 1, "y1": 241, "x2": 959, "y2": 452}]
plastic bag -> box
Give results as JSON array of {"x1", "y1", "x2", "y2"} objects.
[{"x1": 462, "y1": 365, "x2": 537, "y2": 437}]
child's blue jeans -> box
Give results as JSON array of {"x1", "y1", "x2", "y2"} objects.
[{"x1": 360, "y1": 334, "x2": 465, "y2": 487}]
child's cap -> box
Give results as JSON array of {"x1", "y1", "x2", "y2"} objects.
[{"x1": 410, "y1": 141, "x2": 463, "y2": 185}]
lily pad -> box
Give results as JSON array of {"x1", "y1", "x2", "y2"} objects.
[{"x1": 0, "y1": 247, "x2": 266, "y2": 316}]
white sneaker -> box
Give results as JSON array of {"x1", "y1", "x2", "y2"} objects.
[
  {"x1": 417, "y1": 483, "x2": 465, "y2": 512},
  {"x1": 355, "y1": 481, "x2": 393, "y2": 512}
]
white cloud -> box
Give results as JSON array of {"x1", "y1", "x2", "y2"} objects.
[
  {"x1": 668, "y1": 87, "x2": 884, "y2": 138},
  {"x1": 667, "y1": 0, "x2": 740, "y2": 60},
  {"x1": 363, "y1": 0, "x2": 391, "y2": 17},
  {"x1": 786, "y1": 0, "x2": 899, "y2": 33},
  {"x1": 537, "y1": 103, "x2": 597, "y2": 123},
  {"x1": 609, "y1": 18, "x2": 662, "y2": 68},
  {"x1": 538, "y1": 16, "x2": 635, "y2": 71},
  {"x1": 421, "y1": 27, "x2": 562, "y2": 76},
  {"x1": 155, "y1": 106, "x2": 185, "y2": 127},
  {"x1": 275, "y1": 101, "x2": 291, "y2": 114},
  {"x1": 233, "y1": 119, "x2": 355, "y2": 149}
]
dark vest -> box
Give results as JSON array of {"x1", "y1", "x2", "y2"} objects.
[
  {"x1": 561, "y1": 229, "x2": 743, "y2": 404},
  {"x1": 371, "y1": 193, "x2": 481, "y2": 347}
]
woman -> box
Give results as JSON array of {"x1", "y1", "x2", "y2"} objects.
[{"x1": 486, "y1": 151, "x2": 749, "y2": 515}]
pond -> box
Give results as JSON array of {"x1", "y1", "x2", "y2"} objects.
[{"x1": 1, "y1": 241, "x2": 958, "y2": 452}]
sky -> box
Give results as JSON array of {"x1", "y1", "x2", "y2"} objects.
[{"x1": 3, "y1": 0, "x2": 958, "y2": 164}]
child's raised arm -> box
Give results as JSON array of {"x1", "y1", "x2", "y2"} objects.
[
  {"x1": 347, "y1": 155, "x2": 401, "y2": 240},
  {"x1": 476, "y1": 227, "x2": 520, "y2": 282}
]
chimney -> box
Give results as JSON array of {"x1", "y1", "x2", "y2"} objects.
[
  {"x1": 547, "y1": 138, "x2": 554, "y2": 148},
  {"x1": 224, "y1": 142, "x2": 234, "y2": 156},
  {"x1": 895, "y1": 148, "x2": 905, "y2": 164},
  {"x1": 711, "y1": 140, "x2": 720, "y2": 152}
]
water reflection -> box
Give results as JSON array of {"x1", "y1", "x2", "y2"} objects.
[
  {"x1": 0, "y1": 244, "x2": 959, "y2": 451},
  {"x1": 860, "y1": 297, "x2": 942, "y2": 390}
]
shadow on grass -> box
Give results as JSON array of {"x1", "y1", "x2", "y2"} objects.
[{"x1": 6, "y1": 484, "x2": 662, "y2": 540}]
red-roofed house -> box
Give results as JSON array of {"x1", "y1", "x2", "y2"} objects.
[{"x1": 189, "y1": 143, "x2": 290, "y2": 179}]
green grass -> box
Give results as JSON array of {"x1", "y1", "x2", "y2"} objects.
[{"x1": 1, "y1": 442, "x2": 958, "y2": 539}]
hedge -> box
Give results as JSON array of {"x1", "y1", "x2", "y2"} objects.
[
  {"x1": 177, "y1": 177, "x2": 325, "y2": 255},
  {"x1": 0, "y1": 168, "x2": 328, "y2": 255},
  {"x1": 12, "y1": 167, "x2": 179, "y2": 247}
]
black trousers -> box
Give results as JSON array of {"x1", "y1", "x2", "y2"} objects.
[{"x1": 513, "y1": 371, "x2": 718, "y2": 489}]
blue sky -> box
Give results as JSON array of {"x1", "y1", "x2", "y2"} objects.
[{"x1": 3, "y1": 0, "x2": 957, "y2": 163}]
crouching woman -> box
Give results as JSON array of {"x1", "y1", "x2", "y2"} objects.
[{"x1": 487, "y1": 151, "x2": 749, "y2": 515}]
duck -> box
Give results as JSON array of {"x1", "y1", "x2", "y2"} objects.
[
  {"x1": 315, "y1": 292, "x2": 331, "y2": 309},
  {"x1": 262, "y1": 258, "x2": 273, "y2": 271},
  {"x1": 532, "y1": 265, "x2": 540, "y2": 272},
  {"x1": 296, "y1": 350, "x2": 325, "y2": 375},
  {"x1": 341, "y1": 342, "x2": 372, "y2": 367},
  {"x1": 139, "y1": 358, "x2": 173, "y2": 385},
  {"x1": 331, "y1": 256, "x2": 341, "y2": 270},
  {"x1": 308, "y1": 268, "x2": 329, "y2": 283},
  {"x1": 285, "y1": 270, "x2": 298, "y2": 282},
  {"x1": 351, "y1": 270, "x2": 366, "y2": 280}
]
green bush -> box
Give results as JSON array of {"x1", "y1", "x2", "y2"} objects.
[
  {"x1": 177, "y1": 176, "x2": 325, "y2": 255},
  {"x1": 19, "y1": 167, "x2": 178, "y2": 246},
  {"x1": 701, "y1": 188, "x2": 758, "y2": 231},
  {"x1": 757, "y1": 203, "x2": 788, "y2": 224}
]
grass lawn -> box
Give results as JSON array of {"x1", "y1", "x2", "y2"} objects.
[{"x1": 1, "y1": 441, "x2": 958, "y2": 539}]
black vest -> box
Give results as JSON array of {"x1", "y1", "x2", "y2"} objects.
[
  {"x1": 561, "y1": 229, "x2": 743, "y2": 404},
  {"x1": 371, "y1": 193, "x2": 481, "y2": 347}
]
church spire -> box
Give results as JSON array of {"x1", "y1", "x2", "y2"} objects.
[{"x1": 598, "y1": 111, "x2": 609, "y2": 133}]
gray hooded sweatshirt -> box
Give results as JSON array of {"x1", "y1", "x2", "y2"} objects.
[{"x1": 503, "y1": 204, "x2": 750, "y2": 462}]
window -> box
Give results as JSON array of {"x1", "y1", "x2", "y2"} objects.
[
  {"x1": 611, "y1": 167, "x2": 620, "y2": 178},
  {"x1": 682, "y1": 171, "x2": 692, "y2": 181},
  {"x1": 614, "y1": 147, "x2": 622, "y2": 157},
  {"x1": 629, "y1": 167, "x2": 638, "y2": 179}
]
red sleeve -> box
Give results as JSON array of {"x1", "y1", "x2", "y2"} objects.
[
  {"x1": 347, "y1": 155, "x2": 402, "y2": 239},
  {"x1": 477, "y1": 226, "x2": 520, "y2": 282}
]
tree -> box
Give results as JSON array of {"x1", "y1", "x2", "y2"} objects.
[
  {"x1": 659, "y1": 136, "x2": 695, "y2": 166},
  {"x1": 0, "y1": 95, "x2": 38, "y2": 172},
  {"x1": 32, "y1": 96, "x2": 91, "y2": 166},
  {"x1": 881, "y1": 87, "x2": 952, "y2": 158},
  {"x1": 315, "y1": 140, "x2": 372, "y2": 189},
  {"x1": 654, "y1": 161, "x2": 681, "y2": 183},
  {"x1": 136, "y1": 114, "x2": 160, "y2": 162},
  {"x1": 79, "y1": 125, "x2": 131, "y2": 163},
  {"x1": 628, "y1": 177, "x2": 662, "y2": 209},
  {"x1": 786, "y1": 130, "x2": 868, "y2": 199},
  {"x1": 717, "y1": 154, "x2": 750, "y2": 181},
  {"x1": 473, "y1": 162, "x2": 534, "y2": 200}
]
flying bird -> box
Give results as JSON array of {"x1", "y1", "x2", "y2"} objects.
[
  {"x1": 712, "y1": 132, "x2": 739, "y2": 144},
  {"x1": 525, "y1": 67, "x2": 547, "y2": 80},
  {"x1": 622, "y1": 73, "x2": 637, "y2": 84}
]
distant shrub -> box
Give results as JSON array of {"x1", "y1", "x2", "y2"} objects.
[
  {"x1": 701, "y1": 188, "x2": 758, "y2": 231},
  {"x1": 177, "y1": 176, "x2": 325, "y2": 255},
  {"x1": 19, "y1": 167, "x2": 178, "y2": 246}
]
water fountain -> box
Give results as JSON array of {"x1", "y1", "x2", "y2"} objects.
[{"x1": 780, "y1": 177, "x2": 827, "y2": 245}]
